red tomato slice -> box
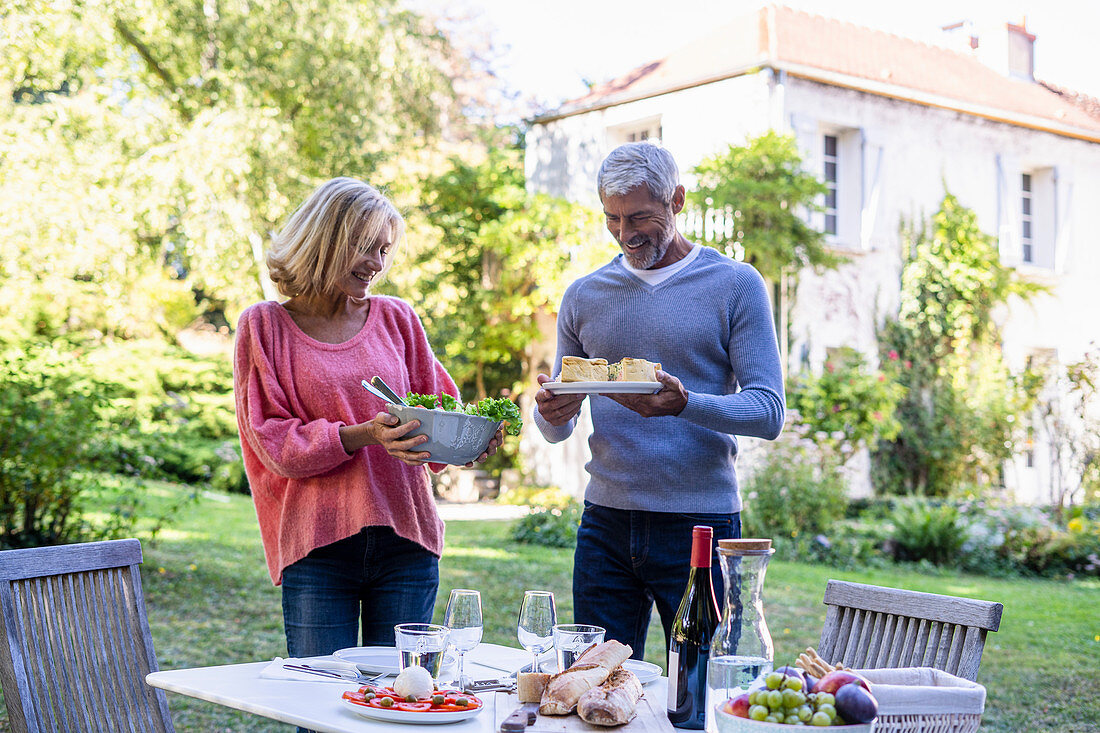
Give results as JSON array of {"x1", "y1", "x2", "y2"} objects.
[
  {"x1": 342, "y1": 690, "x2": 367, "y2": 703},
  {"x1": 394, "y1": 701, "x2": 433, "y2": 712}
]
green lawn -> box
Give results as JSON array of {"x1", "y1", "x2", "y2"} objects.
[{"x1": 5, "y1": 483, "x2": 1098, "y2": 731}]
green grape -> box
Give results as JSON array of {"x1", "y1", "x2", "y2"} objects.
[
  {"x1": 763, "y1": 714, "x2": 781, "y2": 723},
  {"x1": 814, "y1": 692, "x2": 835, "y2": 707},
  {"x1": 784, "y1": 713, "x2": 802, "y2": 724},
  {"x1": 766, "y1": 689, "x2": 784, "y2": 710},
  {"x1": 749, "y1": 705, "x2": 768, "y2": 721},
  {"x1": 782, "y1": 676, "x2": 804, "y2": 692},
  {"x1": 748, "y1": 690, "x2": 760, "y2": 706},
  {"x1": 810, "y1": 711, "x2": 832, "y2": 726},
  {"x1": 782, "y1": 689, "x2": 806, "y2": 709},
  {"x1": 765, "y1": 672, "x2": 785, "y2": 690},
  {"x1": 797, "y1": 704, "x2": 813, "y2": 722},
  {"x1": 817, "y1": 703, "x2": 837, "y2": 722}
]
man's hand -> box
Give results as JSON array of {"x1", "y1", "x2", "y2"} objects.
[
  {"x1": 535, "y1": 373, "x2": 586, "y2": 426},
  {"x1": 607, "y1": 370, "x2": 688, "y2": 417}
]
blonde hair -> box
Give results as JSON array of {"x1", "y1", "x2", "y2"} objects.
[{"x1": 266, "y1": 177, "x2": 405, "y2": 301}]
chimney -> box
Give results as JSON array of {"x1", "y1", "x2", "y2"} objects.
[{"x1": 942, "y1": 17, "x2": 1036, "y2": 82}]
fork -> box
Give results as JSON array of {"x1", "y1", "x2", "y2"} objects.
[{"x1": 283, "y1": 664, "x2": 387, "y2": 685}]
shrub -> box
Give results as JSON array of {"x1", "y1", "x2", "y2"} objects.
[
  {"x1": 888, "y1": 500, "x2": 967, "y2": 565},
  {"x1": 741, "y1": 439, "x2": 849, "y2": 544},
  {"x1": 0, "y1": 345, "x2": 114, "y2": 546},
  {"x1": 512, "y1": 499, "x2": 581, "y2": 548}
]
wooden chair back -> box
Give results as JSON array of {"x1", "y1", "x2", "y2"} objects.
[
  {"x1": 817, "y1": 579, "x2": 1003, "y2": 681},
  {"x1": 0, "y1": 538, "x2": 174, "y2": 732}
]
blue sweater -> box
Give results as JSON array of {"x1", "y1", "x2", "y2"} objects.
[{"x1": 534, "y1": 247, "x2": 785, "y2": 513}]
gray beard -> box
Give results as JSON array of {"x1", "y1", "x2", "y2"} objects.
[{"x1": 623, "y1": 226, "x2": 674, "y2": 269}]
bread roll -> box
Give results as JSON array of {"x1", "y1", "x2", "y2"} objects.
[
  {"x1": 560, "y1": 356, "x2": 610, "y2": 382},
  {"x1": 539, "y1": 640, "x2": 632, "y2": 715},
  {"x1": 577, "y1": 667, "x2": 643, "y2": 726}
]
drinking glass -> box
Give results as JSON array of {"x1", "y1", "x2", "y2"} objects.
[
  {"x1": 443, "y1": 589, "x2": 483, "y2": 688},
  {"x1": 517, "y1": 590, "x2": 556, "y2": 673},
  {"x1": 552, "y1": 623, "x2": 605, "y2": 672},
  {"x1": 394, "y1": 622, "x2": 450, "y2": 678}
]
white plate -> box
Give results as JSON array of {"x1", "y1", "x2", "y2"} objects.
[
  {"x1": 543, "y1": 381, "x2": 661, "y2": 395},
  {"x1": 622, "y1": 659, "x2": 662, "y2": 685},
  {"x1": 342, "y1": 698, "x2": 484, "y2": 725},
  {"x1": 334, "y1": 647, "x2": 457, "y2": 677}
]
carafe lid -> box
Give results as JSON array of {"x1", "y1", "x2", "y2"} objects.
[{"x1": 717, "y1": 538, "x2": 772, "y2": 554}]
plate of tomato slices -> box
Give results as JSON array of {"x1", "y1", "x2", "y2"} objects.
[{"x1": 342, "y1": 686, "x2": 484, "y2": 725}]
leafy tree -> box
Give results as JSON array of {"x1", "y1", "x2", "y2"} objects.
[
  {"x1": 688, "y1": 131, "x2": 842, "y2": 283},
  {"x1": 413, "y1": 147, "x2": 613, "y2": 400},
  {"x1": 1, "y1": 0, "x2": 467, "y2": 333},
  {"x1": 873, "y1": 192, "x2": 1043, "y2": 496}
]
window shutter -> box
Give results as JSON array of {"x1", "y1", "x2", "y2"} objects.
[
  {"x1": 1053, "y1": 165, "x2": 1073, "y2": 274},
  {"x1": 860, "y1": 130, "x2": 884, "y2": 251}
]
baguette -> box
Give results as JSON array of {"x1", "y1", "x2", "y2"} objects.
[
  {"x1": 539, "y1": 640, "x2": 632, "y2": 715},
  {"x1": 577, "y1": 667, "x2": 643, "y2": 726}
]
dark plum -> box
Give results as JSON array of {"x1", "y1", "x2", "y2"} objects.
[
  {"x1": 804, "y1": 673, "x2": 819, "y2": 694},
  {"x1": 835, "y1": 682, "x2": 878, "y2": 724}
]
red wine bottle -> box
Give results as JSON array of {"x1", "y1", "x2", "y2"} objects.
[{"x1": 667, "y1": 526, "x2": 720, "y2": 729}]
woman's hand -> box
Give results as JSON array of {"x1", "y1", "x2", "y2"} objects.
[
  {"x1": 463, "y1": 426, "x2": 505, "y2": 467},
  {"x1": 340, "y1": 412, "x2": 431, "y2": 466}
]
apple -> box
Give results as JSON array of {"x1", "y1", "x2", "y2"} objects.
[
  {"x1": 722, "y1": 692, "x2": 751, "y2": 718},
  {"x1": 814, "y1": 670, "x2": 871, "y2": 696}
]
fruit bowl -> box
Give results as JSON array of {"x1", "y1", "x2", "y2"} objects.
[
  {"x1": 714, "y1": 702, "x2": 874, "y2": 733},
  {"x1": 386, "y1": 404, "x2": 501, "y2": 465}
]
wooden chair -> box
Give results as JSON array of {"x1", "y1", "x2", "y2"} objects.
[
  {"x1": 0, "y1": 538, "x2": 174, "y2": 732},
  {"x1": 817, "y1": 579, "x2": 1003, "y2": 681}
]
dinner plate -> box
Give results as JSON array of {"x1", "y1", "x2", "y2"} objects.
[
  {"x1": 334, "y1": 647, "x2": 458, "y2": 677},
  {"x1": 543, "y1": 381, "x2": 661, "y2": 395},
  {"x1": 622, "y1": 659, "x2": 662, "y2": 685},
  {"x1": 342, "y1": 698, "x2": 483, "y2": 725}
]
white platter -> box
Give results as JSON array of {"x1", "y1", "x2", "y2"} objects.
[
  {"x1": 622, "y1": 659, "x2": 662, "y2": 685},
  {"x1": 333, "y1": 646, "x2": 456, "y2": 677},
  {"x1": 543, "y1": 381, "x2": 661, "y2": 395},
  {"x1": 342, "y1": 698, "x2": 484, "y2": 725}
]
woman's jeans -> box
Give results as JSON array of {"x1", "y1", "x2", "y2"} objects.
[
  {"x1": 281, "y1": 525, "x2": 439, "y2": 658},
  {"x1": 572, "y1": 501, "x2": 740, "y2": 659}
]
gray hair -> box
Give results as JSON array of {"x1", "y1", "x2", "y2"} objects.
[{"x1": 597, "y1": 142, "x2": 680, "y2": 204}]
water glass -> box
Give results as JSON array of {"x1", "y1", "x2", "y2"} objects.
[
  {"x1": 552, "y1": 623, "x2": 605, "y2": 672},
  {"x1": 395, "y1": 622, "x2": 450, "y2": 678},
  {"x1": 517, "y1": 591, "x2": 556, "y2": 672},
  {"x1": 443, "y1": 589, "x2": 483, "y2": 688}
]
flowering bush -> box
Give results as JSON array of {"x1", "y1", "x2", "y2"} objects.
[{"x1": 786, "y1": 347, "x2": 905, "y2": 463}]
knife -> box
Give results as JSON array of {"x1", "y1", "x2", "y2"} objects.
[{"x1": 500, "y1": 702, "x2": 539, "y2": 733}]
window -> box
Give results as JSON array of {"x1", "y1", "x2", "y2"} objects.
[
  {"x1": 823, "y1": 135, "x2": 838, "y2": 236},
  {"x1": 608, "y1": 117, "x2": 662, "y2": 146},
  {"x1": 1021, "y1": 173, "x2": 1033, "y2": 264}
]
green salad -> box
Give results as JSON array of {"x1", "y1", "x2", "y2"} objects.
[{"x1": 404, "y1": 392, "x2": 522, "y2": 436}]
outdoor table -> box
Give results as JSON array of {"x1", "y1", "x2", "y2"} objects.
[{"x1": 146, "y1": 642, "x2": 669, "y2": 733}]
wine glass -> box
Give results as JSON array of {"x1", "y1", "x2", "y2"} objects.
[
  {"x1": 443, "y1": 589, "x2": 483, "y2": 689},
  {"x1": 517, "y1": 590, "x2": 556, "y2": 673}
]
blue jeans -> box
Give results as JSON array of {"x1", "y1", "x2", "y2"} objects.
[
  {"x1": 572, "y1": 502, "x2": 740, "y2": 659},
  {"x1": 281, "y1": 525, "x2": 439, "y2": 657}
]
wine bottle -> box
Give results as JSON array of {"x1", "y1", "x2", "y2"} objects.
[{"x1": 667, "y1": 525, "x2": 720, "y2": 729}]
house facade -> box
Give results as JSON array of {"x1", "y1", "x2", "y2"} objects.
[{"x1": 520, "y1": 6, "x2": 1100, "y2": 504}]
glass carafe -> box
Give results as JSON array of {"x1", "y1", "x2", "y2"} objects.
[{"x1": 705, "y1": 539, "x2": 775, "y2": 733}]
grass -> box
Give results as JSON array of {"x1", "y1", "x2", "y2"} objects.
[{"x1": 3, "y1": 483, "x2": 1099, "y2": 731}]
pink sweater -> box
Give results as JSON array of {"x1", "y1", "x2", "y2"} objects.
[{"x1": 233, "y1": 298, "x2": 459, "y2": 585}]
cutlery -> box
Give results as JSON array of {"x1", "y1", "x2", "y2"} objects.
[
  {"x1": 283, "y1": 664, "x2": 385, "y2": 684},
  {"x1": 466, "y1": 678, "x2": 517, "y2": 693},
  {"x1": 361, "y1": 380, "x2": 399, "y2": 405},
  {"x1": 370, "y1": 376, "x2": 407, "y2": 406},
  {"x1": 500, "y1": 701, "x2": 539, "y2": 732}
]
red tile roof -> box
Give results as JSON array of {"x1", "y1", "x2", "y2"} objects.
[{"x1": 540, "y1": 5, "x2": 1100, "y2": 142}]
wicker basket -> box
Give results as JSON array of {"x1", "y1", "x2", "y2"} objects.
[{"x1": 856, "y1": 668, "x2": 986, "y2": 733}]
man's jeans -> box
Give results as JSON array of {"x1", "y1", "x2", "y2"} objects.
[
  {"x1": 281, "y1": 525, "x2": 439, "y2": 657},
  {"x1": 572, "y1": 502, "x2": 740, "y2": 659}
]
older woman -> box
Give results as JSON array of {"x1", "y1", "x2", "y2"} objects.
[{"x1": 234, "y1": 177, "x2": 500, "y2": 660}]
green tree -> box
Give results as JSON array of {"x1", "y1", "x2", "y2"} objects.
[
  {"x1": 1, "y1": 0, "x2": 466, "y2": 334},
  {"x1": 688, "y1": 131, "x2": 842, "y2": 283},
  {"x1": 874, "y1": 192, "x2": 1043, "y2": 495},
  {"x1": 413, "y1": 147, "x2": 613, "y2": 400}
]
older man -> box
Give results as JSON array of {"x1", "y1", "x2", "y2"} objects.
[{"x1": 533, "y1": 142, "x2": 785, "y2": 658}]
